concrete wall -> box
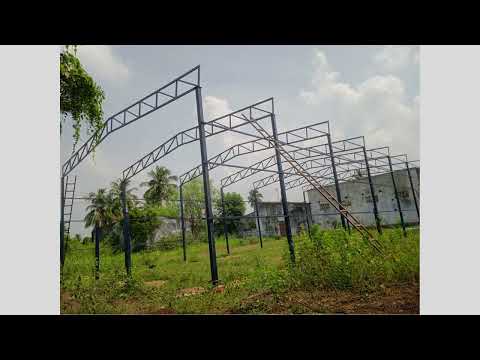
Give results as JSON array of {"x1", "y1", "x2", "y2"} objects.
[
  {"x1": 307, "y1": 167, "x2": 420, "y2": 229},
  {"x1": 254, "y1": 202, "x2": 311, "y2": 236}
]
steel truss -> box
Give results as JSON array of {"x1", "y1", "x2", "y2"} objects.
[
  {"x1": 179, "y1": 122, "x2": 331, "y2": 186},
  {"x1": 235, "y1": 113, "x2": 382, "y2": 251},
  {"x1": 61, "y1": 64, "x2": 420, "y2": 285},
  {"x1": 120, "y1": 97, "x2": 298, "y2": 283},
  {"x1": 62, "y1": 66, "x2": 201, "y2": 178},
  {"x1": 60, "y1": 66, "x2": 202, "y2": 270},
  {"x1": 219, "y1": 136, "x2": 365, "y2": 189},
  {"x1": 122, "y1": 98, "x2": 283, "y2": 181}
]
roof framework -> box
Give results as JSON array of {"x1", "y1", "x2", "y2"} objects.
[{"x1": 61, "y1": 65, "x2": 419, "y2": 285}]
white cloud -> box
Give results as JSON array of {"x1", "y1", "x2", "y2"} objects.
[
  {"x1": 373, "y1": 45, "x2": 419, "y2": 72},
  {"x1": 204, "y1": 95, "x2": 253, "y2": 148},
  {"x1": 203, "y1": 95, "x2": 277, "y2": 182},
  {"x1": 76, "y1": 45, "x2": 129, "y2": 82},
  {"x1": 300, "y1": 49, "x2": 419, "y2": 160},
  {"x1": 204, "y1": 96, "x2": 232, "y2": 120}
]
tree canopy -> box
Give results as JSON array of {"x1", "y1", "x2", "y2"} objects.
[
  {"x1": 60, "y1": 45, "x2": 105, "y2": 151},
  {"x1": 248, "y1": 189, "x2": 263, "y2": 209},
  {"x1": 214, "y1": 192, "x2": 246, "y2": 234},
  {"x1": 141, "y1": 166, "x2": 178, "y2": 205}
]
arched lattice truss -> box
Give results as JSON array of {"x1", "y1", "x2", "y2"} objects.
[
  {"x1": 61, "y1": 66, "x2": 203, "y2": 269},
  {"x1": 62, "y1": 65, "x2": 420, "y2": 285}
]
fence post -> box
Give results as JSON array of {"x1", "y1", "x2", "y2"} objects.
[
  {"x1": 388, "y1": 156, "x2": 407, "y2": 237},
  {"x1": 179, "y1": 185, "x2": 187, "y2": 261},
  {"x1": 271, "y1": 112, "x2": 295, "y2": 263},
  {"x1": 95, "y1": 225, "x2": 100, "y2": 279},
  {"x1": 254, "y1": 194, "x2": 263, "y2": 248},
  {"x1": 406, "y1": 162, "x2": 420, "y2": 221},
  {"x1": 220, "y1": 188, "x2": 230, "y2": 255},
  {"x1": 327, "y1": 134, "x2": 346, "y2": 230},
  {"x1": 363, "y1": 147, "x2": 382, "y2": 234},
  {"x1": 302, "y1": 190, "x2": 312, "y2": 240},
  {"x1": 121, "y1": 182, "x2": 132, "y2": 276},
  {"x1": 60, "y1": 176, "x2": 65, "y2": 268},
  {"x1": 195, "y1": 87, "x2": 219, "y2": 285}
]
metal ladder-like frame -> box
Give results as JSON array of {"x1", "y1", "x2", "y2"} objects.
[
  {"x1": 63, "y1": 175, "x2": 77, "y2": 238},
  {"x1": 243, "y1": 115, "x2": 383, "y2": 253}
]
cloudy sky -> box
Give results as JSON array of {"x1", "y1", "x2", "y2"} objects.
[{"x1": 60, "y1": 45, "x2": 420, "y2": 236}]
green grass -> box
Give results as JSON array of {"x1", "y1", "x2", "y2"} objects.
[{"x1": 61, "y1": 227, "x2": 419, "y2": 314}]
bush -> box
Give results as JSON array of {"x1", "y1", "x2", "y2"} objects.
[
  {"x1": 104, "y1": 205, "x2": 166, "y2": 252},
  {"x1": 286, "y1": 227, "x2": 419, "y2": 292}
]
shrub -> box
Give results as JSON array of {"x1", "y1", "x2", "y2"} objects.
[{"x1": 286, "y1": 227, "x2": 419, "y2": 292}]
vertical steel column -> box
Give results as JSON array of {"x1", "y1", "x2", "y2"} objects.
[
  {"x1": 327, "y1": 134, "x2": 346, "y2": 230},
  {"x1": 121, "y1": 183, "x2": 132, "y2": 276},
  {"x1": 363, "y1": 147, "x2": 382, "y2": 234},
  {"x1": 388, "y1": 156, "x2": 406, "y2": 237},
  {"x1": 302, "y1": 190, "x2": 312, "y2": 240},
  {"x1": 271, "y1": 113, "x2": 295, "y2": 262},
  {"x1": 220, "y1": 188, "x2": 230, "y2": 255},
  {"x1": 195, "y1": 87, "x2": 219, "y2": 285},
  {"x1": 95, "y1": 225, "x2": 100, "y2": 279},
  {"x1": 254, "y1": 195, "x2": 263, "y2": 248},
  {"x1": 406, "y1": 162, "x2": 420, "y2": 220},
  {"x1": 179, "y1": 185, "x2": 187, "y2": 262},
  {"x1": 60, "y1": 176, "x2": 65, "y2": 268}
]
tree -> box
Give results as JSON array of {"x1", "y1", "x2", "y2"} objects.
[
  {"x1": 109, "y1": 178, "x2": 138, "y2": 213},
  {"x1": 141, "y1": 166, "x2": 178, "y2": 206},
  {"x1": 60, "y1": 45, "x2": 105, "y2": 151},
  {"x1": 128, "y1": 205, "x2": 162, "y2": 252},
  {"x1": 248, "y1": 189, "x2": 263, "y2": 209},
  {"x1": 181, "y1": 179, "x2": 220, "y2": 241},
  {"x1": 214, "y1": 192, "x2": 246, "y2": 235},
  {"x1": 182, "y1": 179, "x2": 204, "y2": 240},
  {"x1": 84, "y1": 188, "x2": 116, "y2": 232}
]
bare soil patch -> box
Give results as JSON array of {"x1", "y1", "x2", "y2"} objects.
[
  {"x1": 61, "y1": 291, "x2": 81, "y2": 314},
  {"x1": 145, "y1": 280, "x2": 167, "y2": 288},
  {"x1": 231, "y1": 283, "x2": 419, "y2": 314},
  {"x1": 176, "y1": 287, "x2": 206, "y2": 297}
]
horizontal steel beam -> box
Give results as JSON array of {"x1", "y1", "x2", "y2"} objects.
[
  {"x1": 62, "y1": 66, "x2": 201, "y2": 177},
  {"x1": 180, "y1": 122, "x2": 331, "y2": 185},
  {"x1": 122, "y1": 100, "x2": 282, "y2": 181}
]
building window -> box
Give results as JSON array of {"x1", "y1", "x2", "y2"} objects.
[
  {"x1": 342, "y1": 200, "x2": 352, "y2": 207},
  {"x1": 319, "y1": 202, "x2": 330, "y2": 210}
]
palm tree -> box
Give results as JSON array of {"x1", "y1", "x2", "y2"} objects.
[
  {"x1": 248, "y1": 189, "x2": 263, "y2": 209},
  {"x1": 109, "y1": 178, "x2": 138, "y2": 213},
  {"x1": 84, "y1": 188, "x2": 116, "y2": 231},
  {"x1": 141, "y1": 166, "x2": 178, "y2": 205}
]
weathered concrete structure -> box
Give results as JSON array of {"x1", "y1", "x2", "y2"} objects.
[
  {"x1": 251, "y1": 201, "x2": 311, "y2": 237},
  {"x1": 307, "y1": 167, "x2": 420, "y2": 229}
]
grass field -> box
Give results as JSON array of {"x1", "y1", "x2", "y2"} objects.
[{"x1": 61, "y1": 227, "x2": 419, "y2": 314}]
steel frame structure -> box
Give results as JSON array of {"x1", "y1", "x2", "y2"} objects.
[
  {"x1": 60, "y1": 66, "x2": 201, "y2": 269},
  {"x1": 61, "y1": 65, "x2": 420, "y2": 287},
  {"x1": 220, "y1": 136, "x2": 419, "y2": 241},
  {"x1": 176, "y1": 122, "x2": 332, "y2": 258},
  {"x1": 119, "y1": 97, "x2": 299, "y2": 284}
]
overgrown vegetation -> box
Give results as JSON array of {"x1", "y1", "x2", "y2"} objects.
[
  {"x1": 214, "y1": 192, "x2": 246, "y2": 235},
  {"x1": 61, "y1": 226, "x2": 419, "y2": 314},
  {"x1": 60, "y1": 45, "x2": 105, "y2": 150},
  {"x1": 287, "y1": 224, "x2": 419, "y2": 292}
]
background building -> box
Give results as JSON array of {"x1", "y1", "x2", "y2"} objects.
[{"x1": 306, "y1": 166, "x2": 420, "y2": 229}]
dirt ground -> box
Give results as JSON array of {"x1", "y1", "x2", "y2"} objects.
[
  {"x1": 231, "y1": 282, "x2": 419, "y2": 314},
  {"x1": 61, "y1": 282, "x2": 418, "y2": 315}
]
